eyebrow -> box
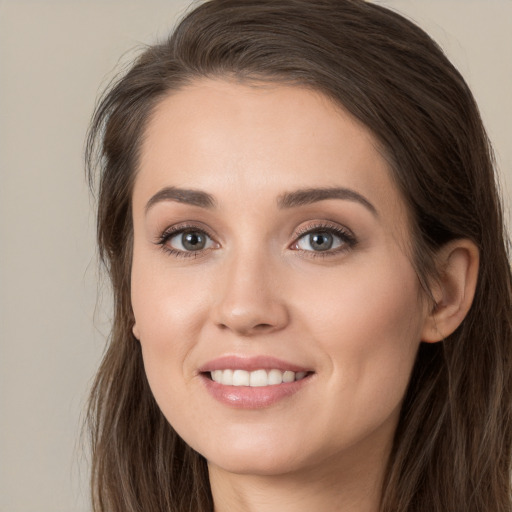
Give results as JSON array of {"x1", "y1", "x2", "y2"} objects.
[
  {"x1": 277, "y1": 187, "x2": 377, "y2": 216},
  {"x1": 145, "y1": 186, "x2": 216, "y2": 213},
  {"x1": 145, "y1": 185, "x2": 377, "y2": 216}
]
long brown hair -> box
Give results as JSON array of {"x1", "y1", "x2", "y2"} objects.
[{"x1": 85, "y1": 1, "x2": 512, "y2": 510}]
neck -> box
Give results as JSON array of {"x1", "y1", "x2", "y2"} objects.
[{"x1": 208, "y1": 434, "x2": 391, "y2": 512}]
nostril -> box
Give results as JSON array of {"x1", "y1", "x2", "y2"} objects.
[
  {"x1": 254, "y1": 323, "x2": 274, "y2": 330},
  {"x1": 213, "y1": 302, "x2": 289, "y2": 336},
  {"x1": 215, "y1": 321, "x2": 277, "y2": 336}
]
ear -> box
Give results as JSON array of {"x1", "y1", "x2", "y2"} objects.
[
  {"x1": 421, "y1": 239, "x2": 479, "y2": 343},
  {"x1": 132, "y1": 322, "x2": 140, "y2": 340}
]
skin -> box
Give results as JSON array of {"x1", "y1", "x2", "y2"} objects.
[{"x1": 130, "y1": 79, "x2": 478, "y2": 512}]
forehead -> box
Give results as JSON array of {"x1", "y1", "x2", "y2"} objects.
[{"x1": 134, "y1": 79, "x2": 408, "y2": 235}]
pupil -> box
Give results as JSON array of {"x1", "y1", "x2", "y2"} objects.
[
  {"x1": 310, "y1": 232, "x2": 333, "y2": 251},
  {"x1": 182, "y1": 231, "x2": 205, "y2": 251}
]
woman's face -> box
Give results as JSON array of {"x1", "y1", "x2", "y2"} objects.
[{"x1": 131, "y1": 79, "x2": 430, "y2": 477}]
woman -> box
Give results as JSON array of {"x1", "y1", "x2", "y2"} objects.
[{"x1": 85, "y1": 1, "x2": 512, "y2": 511}]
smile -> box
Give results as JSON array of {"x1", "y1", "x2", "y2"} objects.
[
  {"x1": 210, "y1": 369, "x2": 308, "y2": 386},
  {"x1": 199, "y1": 356, "x2": 314, "y2": 408}
]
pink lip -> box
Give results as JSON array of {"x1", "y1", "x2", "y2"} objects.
[
  {"x1": 198, "y1": 355, "x2": 310, "y2": 373},
  {"x1": 198, "y1": 355, "x2": 314, "y2": 409}
]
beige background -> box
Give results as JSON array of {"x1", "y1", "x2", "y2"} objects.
[{"x1": 0, "y1": 1, "x2": 510, "y2": 511}]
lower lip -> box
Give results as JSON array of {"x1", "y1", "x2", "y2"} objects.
[{"x1": 201, "y1": 374, "x2": 312, "y2": 409}]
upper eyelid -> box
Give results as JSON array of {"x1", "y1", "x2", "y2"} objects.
[
  {"x1": 159, "y1": 222, "x2": 216, "y2": 239},
  {"x1": 293, "y1": 221, "x2": 355, "y2": 238}
]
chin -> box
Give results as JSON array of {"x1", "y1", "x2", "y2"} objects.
[
  {"x1": 206, "y1": 449, "x2": 305, "y2": 477},
  {"x1": 188, "y1": 426, "x2": 310, "y2": 477}
]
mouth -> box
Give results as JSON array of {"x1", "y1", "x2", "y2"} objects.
[
  {"x1": 198, "y1": 356, "x2": 314, "y2": 408},
  {"x1": 206, "y1": 368, "x2": 311, "y2": 387}
]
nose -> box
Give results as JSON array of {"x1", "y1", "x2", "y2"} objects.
[{"x1": 211, "y1": 251, "x2": 290, "y2": 337}]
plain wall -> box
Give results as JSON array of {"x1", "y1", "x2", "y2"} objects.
[{"x1": 0, "y1": 1, "x2": 510, "y2": 511}]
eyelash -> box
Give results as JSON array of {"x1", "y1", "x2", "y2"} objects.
[
  {"x1": 154, "y1": 221, "x2": 357, "y2": 259},
  {"x1": 155, "y1": 223, "x2": 217, "y2": 259},
  {"x1": 292, "y1": 222, "x2": 357, "y2": 258}
]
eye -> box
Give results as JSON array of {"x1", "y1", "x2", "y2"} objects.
[
  {"x1": 291, "y1": 223, "x2": 357, "y2": 255},
  {"x1": 156, "y1": 226, "x2": 217, "y2": 257},
  {"x1": 171, "y1": 230, "x2": 212, "y2": 251},
  {"x1": 298, "y1": 231, "x2": 337, "y2": 251}
]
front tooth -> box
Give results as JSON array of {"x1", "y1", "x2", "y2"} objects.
[
  {"x1": 249, "y1": 369, "x2": 268, "y2": 387},
  {"x1": 268, "y1": 369, "x2": 283, "y2": 385},
  {"x1": 282, "y1": 371, "x2": 295, "y2": 383},
  {"x1": 211, "y1": 369, "x2": 306, "y2": 386},
  {"x1": 221, "y1": 369, "x2": 234, "y2": 385},
  {"x1": 232, "y1": 369, "x2": 250, "y2": 386}
]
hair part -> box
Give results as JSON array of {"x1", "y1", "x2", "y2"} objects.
[{"x1": 85, "y1": 1, "x2": 512, "y2": 511}]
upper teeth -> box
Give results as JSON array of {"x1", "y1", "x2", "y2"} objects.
[{"x1": 210, "y1": 369, "x2": 307, "y2": 387}]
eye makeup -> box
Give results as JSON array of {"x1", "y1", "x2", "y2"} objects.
[
  {"x1": 153, "y1": 218, "x2": 358, "y2": 260},
  {"x1": 154, "y1": 222, "x2": 219, "y2": 259},
  {"x1": 290, "y1": 221, "x2": 358, "y2": 259}
]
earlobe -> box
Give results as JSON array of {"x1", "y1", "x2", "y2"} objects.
[
  {"x1": 421, "y1": 239, "x2": 479, "y2": 343},
  {"x1": 132, "y1": 322, "x2": 140, "y2": 340}
]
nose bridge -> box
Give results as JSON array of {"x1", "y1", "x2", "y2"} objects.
[{"x1": 212, "y1": 241, "x2": 289, "y2": 335}]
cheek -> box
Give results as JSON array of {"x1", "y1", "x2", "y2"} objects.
[
  {"x1": 303, "y1": 251, "x2": 423, "y2": 344},
  {"x1": 292, "y1": 254, "x2": 424, "y2": 421},
  {"x1": 131, "y1": 246, "x2": 210, "y2": 339},
  {"x1": 130, "y1": 251, "x2": 204, "y2": 387},
  {"x1": 131, "y1": 265, "x2": 211, "y2": 438}
]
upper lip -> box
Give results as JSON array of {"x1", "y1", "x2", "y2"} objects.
[{"x1": 198, "y1": 355, "x2": 311, "y2": 373}]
